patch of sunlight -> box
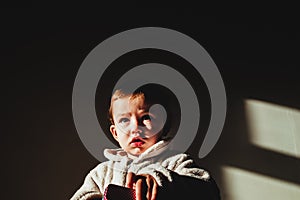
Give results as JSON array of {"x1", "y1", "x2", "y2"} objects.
[
  {"x1": 244, "y1": 99, "x2": 300, "y2": 158},
  {"x1": 221, "y1": 166, "x2": 300, "y2": 200}
]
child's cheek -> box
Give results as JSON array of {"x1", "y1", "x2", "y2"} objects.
[{"x1": 144, "y1": 121, "x2": 152, "y2": 130}]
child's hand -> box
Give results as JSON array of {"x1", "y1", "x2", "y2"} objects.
[{"x1": 126, "y1": 172, "x2": 158, "y2": 200}]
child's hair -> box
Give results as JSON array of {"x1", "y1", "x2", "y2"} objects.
[{"x1": 108, "y1": 84, "x2": 181, "y2": 141}]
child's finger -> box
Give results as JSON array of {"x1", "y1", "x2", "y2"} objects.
[
  {"x1": 125, "y1": 172, "x2": 135, "y2": 188},
  {"x1": 146, "y1": 175, "x2": 158, "y2": 200},
  {"x1": 135, "y1": 178, "x2": 144, "y2": 200},
  {"x1": 145, "y1": 176, "x2": 153, "y2": 200},
  {"x1": 150, "y1": 178, "x2": 158, "y2": 200}
]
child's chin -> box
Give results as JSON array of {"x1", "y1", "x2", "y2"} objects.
[{"x1": 130, "y1": 148, "x2": 145, "y2": 156}]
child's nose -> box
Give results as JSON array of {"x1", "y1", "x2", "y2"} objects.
[{"x1": 130, "y1": 118, "x2": 142, "y2": 135}]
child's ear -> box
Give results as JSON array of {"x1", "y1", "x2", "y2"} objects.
[{"x1": 110, "y1": 125, "x2": 118, "y2": 141}]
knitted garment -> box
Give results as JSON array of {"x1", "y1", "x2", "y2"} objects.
[{"x1": 70, "y1": 140, "x2": 210, "y2": 200}]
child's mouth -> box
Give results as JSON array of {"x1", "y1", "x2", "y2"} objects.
[{"x1": 130, "y1": 138, "x2": 145, "y2": 147}]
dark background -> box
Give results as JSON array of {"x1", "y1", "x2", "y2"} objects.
[{"x1": 2, "y1": 7, "x2": 299, "y2": 200}]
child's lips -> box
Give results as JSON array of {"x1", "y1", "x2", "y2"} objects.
[{"x1": 130, "y1": 137, "x2": 145, "y2": 147}]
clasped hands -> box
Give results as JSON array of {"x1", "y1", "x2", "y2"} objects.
[{"x1": 125, "y1": 172, "x2": 158, "y2": 200}]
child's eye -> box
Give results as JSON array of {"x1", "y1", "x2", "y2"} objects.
[
  {"x1": 119, "y1": 118, "x2": 129, "y2": 124},
  {"x1": 141, "y1": 114, "x2": 151, "y2": 121}
]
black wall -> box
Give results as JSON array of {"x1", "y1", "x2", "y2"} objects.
[{"x1": 2, "y1": 7, "x2": 299, "y2": 200}]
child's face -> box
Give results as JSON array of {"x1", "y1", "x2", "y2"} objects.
[{"x1": 110, "y1": 96, "x2": 164, "y2": 156}]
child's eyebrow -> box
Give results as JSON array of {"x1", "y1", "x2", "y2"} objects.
[
  {"x1": 115, "y1": 109, "x2": 149, "y2": 118},
  {"x1": 137, "y1": 109, "x2": 149, "y2": 114},
  {"x1": 115, "y1": 113, "x2": 131, "y2": 118}
]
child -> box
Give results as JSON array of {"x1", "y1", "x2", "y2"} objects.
[{"x1": 70, "y1": 86, "x2": 220, "y2": 200}]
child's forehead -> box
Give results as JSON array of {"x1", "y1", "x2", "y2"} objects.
[{"x1": 112, "y1": 96, "x2": 149, "y2": 113}]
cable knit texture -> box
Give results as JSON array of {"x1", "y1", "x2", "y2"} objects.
[{"x1": 70, "y1": 140, "x2": 210, "y2": 200}]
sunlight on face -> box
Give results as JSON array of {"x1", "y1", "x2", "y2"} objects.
[{"x1": 110, "y1": 96, "x2": 164, "y2": 156}]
